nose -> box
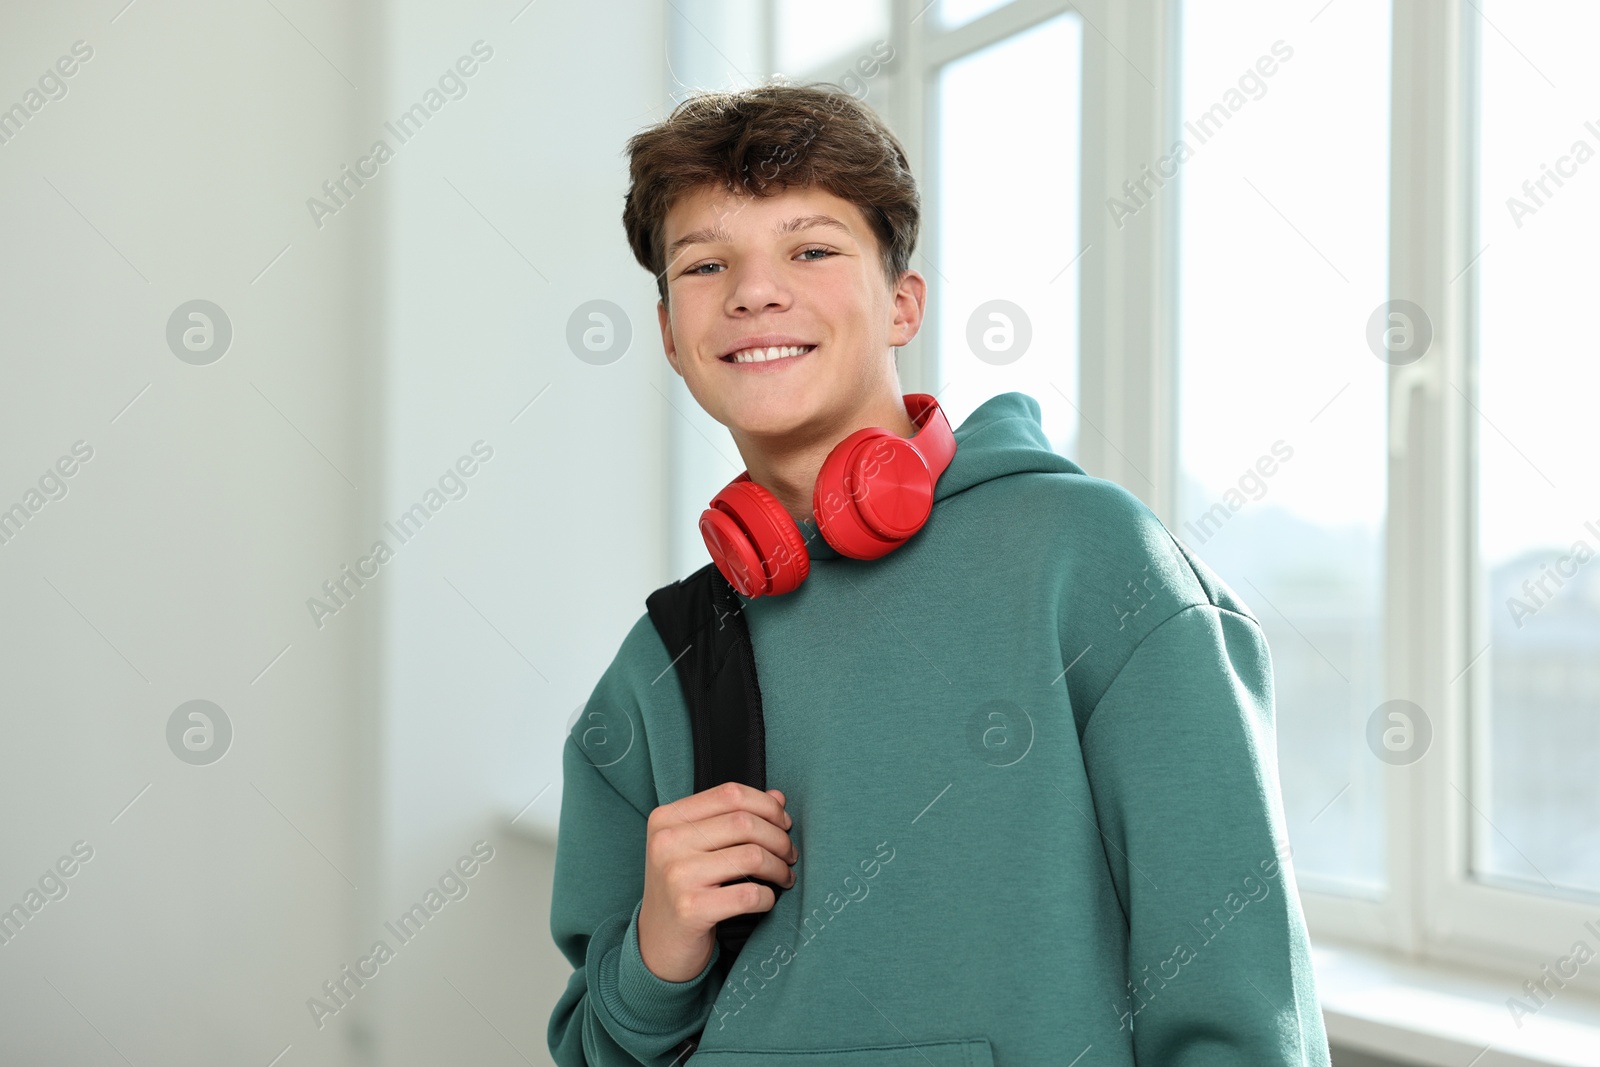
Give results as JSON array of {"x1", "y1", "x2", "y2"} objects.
[{"x1": 727, "y1": 259, "x2": 791, "y2": 315}]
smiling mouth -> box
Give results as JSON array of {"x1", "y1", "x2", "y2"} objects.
[{"x1": 722, "y1": 344, "x2": 817, "y2": 364}]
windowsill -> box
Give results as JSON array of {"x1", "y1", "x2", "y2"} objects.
[{"x1": 1313, "y1": 938, "x2": 1600, "y2": 1067}]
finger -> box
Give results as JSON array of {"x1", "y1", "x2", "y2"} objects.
[
  {"x1": 685, "y1": 841, "x2": 797, "y2": 894},
  {"x1": 655, "y1": 810, "x2": 797, "y2": 871},
  {"x1": 699, "y1": 877, "x2": 781, "y2": 923},
  {"x1": 659, "y1": 781, "x2": 789, "y2": 833}
]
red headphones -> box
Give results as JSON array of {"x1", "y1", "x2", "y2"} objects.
[{"x1": 699, "y1": 393, "x2": 957, "y2": 599}]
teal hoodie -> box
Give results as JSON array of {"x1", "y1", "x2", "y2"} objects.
[{"x1": 548, "y1": 391, "x2": 1331, "y2": 1066}]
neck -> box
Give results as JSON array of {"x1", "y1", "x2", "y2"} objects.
[{"x1": 734, "y1": 391, "x2": 919, "y2": 524}]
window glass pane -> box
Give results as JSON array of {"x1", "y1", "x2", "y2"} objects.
[
  {"x1": 937, "y1": 0, "x2": 1011, "y2": 29},
  {"x1": 935, "y1": 14, "x2": 1082, "y2": 457},
  {"x1": 1473, "y1": 1, "x2": 1600, "y2": 901},
  {"x1": 1176, "y1": 1, "x2": 1391, "y2": 895},
  {"x1": 775, "y1": 0, "x2": 890, "y2": 76}
]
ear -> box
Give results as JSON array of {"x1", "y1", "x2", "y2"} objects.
[
  {"x1": 658, "y1": 298, "x2": 682, "y2": 376},
  {"x1": 888, "y1": 269, "x2": 927, "y2": 348}
]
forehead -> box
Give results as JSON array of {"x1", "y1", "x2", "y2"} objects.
[{"x1": 662, "y1": 183, "x2": 871, "y2": 255}]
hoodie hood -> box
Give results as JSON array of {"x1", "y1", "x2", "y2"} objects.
[
  {"x1": 795, "y1": 391, "x2": 1083, "y2": 558},
  {"x1": 927, "y1": 389, "x2": 1085, "y2": 501}
]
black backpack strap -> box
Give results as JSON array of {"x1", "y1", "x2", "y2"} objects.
[{"x1": 644, "y1": 564, "x2": 783, "y2": 1003}]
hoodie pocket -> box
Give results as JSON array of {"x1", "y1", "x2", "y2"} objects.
[{"x1": 690, "y1": 1036, "x2": 994, "y2": 1066}]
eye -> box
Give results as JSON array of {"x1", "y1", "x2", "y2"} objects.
[
  {"x1": 683, "y1": 261, "x2": 724, "y2": 276},
  {"x1": 797, "y1": 246, "x2": 834, "y2": 261}
]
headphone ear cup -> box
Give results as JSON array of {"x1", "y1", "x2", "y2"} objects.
[
  {"x1": 699, "y1": 506, "x2": 768, "y2": 598},
  {"x1": 814, "y1": 430, "x2": 934, "y2": 559},
  {"x1": 700, "y1": 479, "x2": 811, "y2": 598},
  {"x1": 849, "y1": 437, "x2": 934, "y2": 540}
]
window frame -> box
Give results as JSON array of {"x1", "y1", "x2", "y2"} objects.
[{"x1": 1410, "y1": 0, "x2": 1600, "y2": 995}]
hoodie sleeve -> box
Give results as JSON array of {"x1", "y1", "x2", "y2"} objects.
[
  {"x1": 1079, "y1": 601, "x2": 1331, "y2": 1066},
  {"x1": 547, "y1": 726, "x2": 724, "y2": 1063}
]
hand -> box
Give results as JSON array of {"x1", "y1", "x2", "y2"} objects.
[{"x1": 637, "y1": 782, "x2": 798, "y2": 982}]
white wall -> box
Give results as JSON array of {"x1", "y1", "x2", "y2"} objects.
[
  {"x1": 0, "y1": 0, "x2": 669, "y2": 1063},
  {"x1": 0, "y1": 0, "x2": 379, "y2": 1063}
]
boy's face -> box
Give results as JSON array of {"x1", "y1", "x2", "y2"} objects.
[{"x1": 656, "y1": 182, "x2": 925, "y2": 442}]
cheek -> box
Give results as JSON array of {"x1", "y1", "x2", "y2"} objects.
[{"x1": 676, "y1": 302, "x2": 719, "y2": 354}]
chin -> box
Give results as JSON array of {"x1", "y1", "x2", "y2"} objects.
[{"x1": 720, "y1": 391, "x2": 821, "y2": 438}]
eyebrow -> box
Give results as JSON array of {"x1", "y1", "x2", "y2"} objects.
[{"x1": 665, "y1": 213, "x2": 854, "y2": 262}]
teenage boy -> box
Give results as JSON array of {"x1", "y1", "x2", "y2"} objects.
[{"x1": 548, "y1": 83, "x2": 1332, "y2": 1066}]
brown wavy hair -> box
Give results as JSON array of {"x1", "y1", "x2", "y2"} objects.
[{"x1": 621, "y1": 82, "x2": 920, "y2": 306}]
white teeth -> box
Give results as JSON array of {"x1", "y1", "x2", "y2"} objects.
[{"x1": 729, "y1": 344, "x2": 813, "y2": 364}]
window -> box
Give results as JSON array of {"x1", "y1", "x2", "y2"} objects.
[
  {"x1": 1175, "y1": 1, "x2": 1392, "y2": 896},
  {"x1": 1470, "y1": 0, "x2": 1600, "y2": 901},
  {"x1": 774, "y1": 0, "x2": 890, "y2": 81},
  {"x1": 936, "y1": 0, "x2": 1013, "y2": 30},
  {"x1": 933, "y1": 12, "x2": 1084, "y2": 456}
]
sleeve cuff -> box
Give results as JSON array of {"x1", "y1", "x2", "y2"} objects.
[{"x1": 596, "y1": 898, "x2": 721, "y2": 1035}]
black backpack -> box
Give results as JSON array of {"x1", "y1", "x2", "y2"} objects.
[{"x1": 644, "y1": 562, "x2": 783, "y2": 1059}]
